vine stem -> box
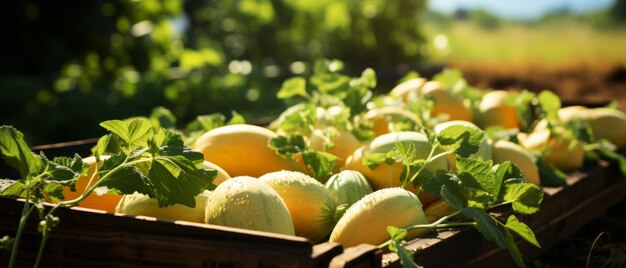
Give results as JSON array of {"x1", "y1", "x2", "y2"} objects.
[
  {"x1": 377, "y1": 210, "x2": 469, "y2": 249},
  {"x1": 402, "y1": 145, "x2": 450, "y2": 189},
  {"x1": 8, "y1": 180, "x2": 34, "y2": 268},
  {"x1": 488, "y1": 201, "x2": 513, "y2": 210},
  {"x1": 30, "y1": 156, "x2": 151, "y2": 267},
  {"x1": 33, "y1": 227, "x2": 48, "y2": 268}
]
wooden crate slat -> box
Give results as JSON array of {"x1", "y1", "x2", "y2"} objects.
[
  {"x1": 380, "y1": 161, "x2": 626, "y2": 267},
  {"x1": 0, "y1": 197, "x2": 333, "y2": 267}
]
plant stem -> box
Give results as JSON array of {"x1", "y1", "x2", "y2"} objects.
[
  {"x1": 30, "y1": 156, "x2": 152, "y2": 266},
  {"x1": 34, "y1": 228, "x2": 48, "y2": 268},
  {"x1": 8, "y1": 184, "x2": 33, "y2": 268},
  {"x1": 377, "y1": 210, "x2": 466, "y2": 249},
  {"x1": 403, "y1": 146, "x2": 437, "y2": 189},
  {"x1": 58, "y1": 157, "x2": 150, "y2": 208},
  {"x1": 378, "y1": 239, "x2": 392, "y2": 249},
  {"x1": 488, "y1": 201, "x2": 513, "y2": 210}
]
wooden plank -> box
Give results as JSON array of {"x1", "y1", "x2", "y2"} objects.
[
  {"x1": 0, "y1": 198, "x2": 341, "y2": 267},
  {"x1": 329, "y1": 244, "x2": 382, "y2": 268},
  {"x1": 312, "y1": 242, "x2": 345, "y2": 268},
  {"x1": 381, "y1": 161, "x2": 626, "y2": 267},
  {"x1": 0, "y1": 138, "x2": 95, "y2": 178},
  {"x1": 466, "y1": 176, "x2": 626, "y2": 267}
]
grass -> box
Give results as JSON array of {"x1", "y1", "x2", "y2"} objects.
[{"x1": 424, "y1": 21, "x2": 626, "y2": 67}]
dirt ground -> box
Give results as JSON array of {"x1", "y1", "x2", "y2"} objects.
[{"x1": 449, "y1": 62, "x2": 626, "y2": 111}]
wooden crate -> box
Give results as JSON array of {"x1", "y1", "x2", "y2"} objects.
[
  {"x1": 0, "y1": 139, "x2": 382, "y2": 267},
  {"x1": 1, "y1": 140, "x2": 625, "y2": 267},
  {"x1": 376, "y1": 160, "x2": 626, "y2": 267},
  {"x1": 0, "y1": 198, "x2": 346, "y2": 267}
]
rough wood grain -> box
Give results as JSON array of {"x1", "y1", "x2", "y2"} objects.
[
  {"x1": 381, "y1": 161, "x2": 626, "y2": 267},
  {"x1": 0, "y1": 198, "x2": 341, "y2": 267}
]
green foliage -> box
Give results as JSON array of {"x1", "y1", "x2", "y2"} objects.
[
  {"x1": 268, "y1": 134, "x2": 337, "y2": 182},
  {"x1": 611, "y1": 0, "x2": 626, "y2": 22},
  {"x1": 0, "y1": 121, "x2": 216, "y2": 267},
  {"x1": 387, "y1": 227, "x2": 422, "y2": 268},
  {"x1": 2, "y1": 0, "x2": 428, "y2": 146},
  {"x1": 384, "y1": 129, "x2": 545, "y2": 267}
]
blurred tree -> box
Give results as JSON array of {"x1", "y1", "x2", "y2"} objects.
[
  {"x1": 470, "y1": 9, "x2": 500, "y2": 30},
  {"x1": 611, "y1": 0, "x2": 626, "y2": 22},
  {"x1": 0, "y1": 0, "x2": 428, "y2": 145},
  {"x1": 453, "y1": 9, "x2": 470, "y2": 20}
]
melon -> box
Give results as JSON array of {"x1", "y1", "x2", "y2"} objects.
[
  {"x1": 325, "y1": 170, "x2": 373, "y2": 208},
  {"x1": 329, "y1": 188, "x2": 429, "y2": 247},
  {"x1": 259, "y1": 170, "x2": 338, "y2": 243},
  {"x1": 204, "y1": 176, "x2": 295, "y2": 235}
]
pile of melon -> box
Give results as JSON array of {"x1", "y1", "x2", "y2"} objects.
[{"x1": 65, "y1": 74, "x2": 626, "y2": 248}]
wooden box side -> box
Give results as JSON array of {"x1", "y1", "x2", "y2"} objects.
[{"x1": 379, "y1": 161, "x2": 626, "y2": 267}]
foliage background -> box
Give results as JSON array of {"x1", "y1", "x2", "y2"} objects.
[
  {"x1": 1, "y1": 0, "x2": 427, "y2": 145},
  {"x1": 2, "y1": 0, "x2": 626, "y2": 145}
]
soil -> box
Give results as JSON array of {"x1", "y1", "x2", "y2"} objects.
[{"x1": 448, "y1": 62, "x2": 626, "y2": 110}]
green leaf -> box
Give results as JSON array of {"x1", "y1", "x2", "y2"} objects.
[
  {"x1": 493, "y1": 162, "x2": 523, "y2": 200},
  {"x1": 268, "y1": 103, "x2": 316, "y2": 134},
  {"x1": 536, "y1": 160, "x2": 567, "y2": 187},
  {"x1": 456, "y1": 157, "x2": 496, "y2": 198},
  {"x1": 311, "y1": 73, "x2": 351, "y2": 95},
  {"x1": 505, "y1": 215, "x2": 540, "y2": 248},
  {"x1": 100, "y1": 118, "x2": 154, "y2": 148},
  {"x1": 462, "y1": 207, "x2": 508, "y2": 248},
  {"x1": 43, "y1": 183, "x2": 65, "y2": 202},
  {"x1": 359, "y1": 68, "x2": 377, "y2": 88},
  {"x1": 268, "y1": 135, "x2": 307, "y2": 159},
  {"x1": 314, "y1": 59, "x2": 344, "y2": 74},
  {"x1": 387, "y1": 227, "x2": 421, "y2": 268},
  {"x1": 467, "y1": 190, "x2": 492, "y2": 210},
  {"x1": 0, "y1": 125, "x2": 42, "y2": 178},
  {"x1": 149, "y1": 155, "x2": 214, "y2": 207},
  {"x1": 387, "y1": 226, "x2": 407, "y2": 241},
  {"x1": 512, "y1": 90, "x2": 536, "y2": 132},
  {"x1": 503, "y1": 183, "x2": 544, "y2": 215},
  {"x1": 396, "y1": 243, "x2": 421, "y2": 268},
  {"x1": 277, "y1": 77, "x2": 308, "y2": 99},
  {"x1": 52, "y1": 154, "x2": 88, "y2": 176},
  {"x1": 0, "y1": 180, "x2": 27, "y2": 198},
  {"x1": 92, "y1": 133, "x2": 125, "y2": 156},
  {"x1": 504, "y1": 229, "x2": 526, "y2": 268},
  {"x1": 363, "y1": 152, "x2": 394, "y2": 170},
  {"x1": 44, "y1": 162, "x2": 77, "y2": 183},
  {"x1": 441, "y1": 184, "x2": 466, "y2": 210},
  {"x1": 594, "y1": 146, "x2": 626, "y2": 175},
  {"x1": 437, "y1": 125, "x2": 484, "y2": 157},
  {"x1": 564, "y1": 119, "x2": 594, "y2": 144},
  {"x1": 302, "y1": 151, "x2": 337, "y2": 182},
  {"x1": 227, "y1": 111, "x2": 246, "y2": 125},
  {"x1": 421, "y1": 172, "x2": 455, "y2": 199},
  {"x1": 538, "y1": 90, "x2": 561, "y2": 121},
  {"x1": 433, "y1": 68, "x2": 464, "y2": 88},
  {"x1": 187, "y1": 113, "x2": 226, "y2": 133},
  {"x1": 152, "y1": 129, "x2": 205, "y2": 167},
  {"x1": 393, "y1": 141, "x2": 417, "y2": 164},
  {"x1": 99, "y1": 163, "x2": 151, "y2": 196},
  {"x1": 485, "y1": 127, "x2": 520, "y2": 144},
  {"x1": 150, "y1": 106, "x2": 177, "y2": 129}
]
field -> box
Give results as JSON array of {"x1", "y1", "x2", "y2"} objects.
[
  {"x1": 424, "y1": 22, "x2": 626, "y2": 110},
  {"x1": 423, "y1": 20, "x2": 626, "y2": 267}
]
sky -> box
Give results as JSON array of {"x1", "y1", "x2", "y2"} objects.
[{"x1": 429, "y1": 0, "x2": 616, "y2": 20}]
